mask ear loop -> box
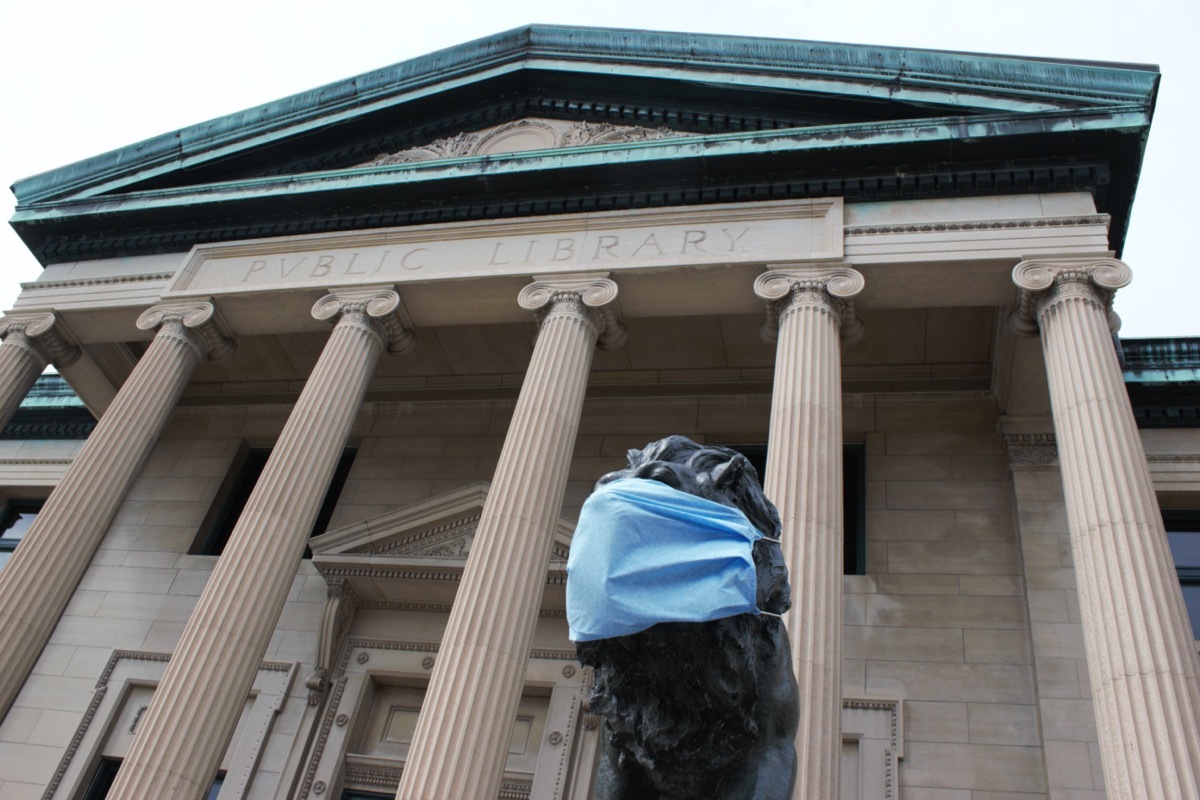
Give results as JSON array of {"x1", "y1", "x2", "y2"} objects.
[{"x1": 755, "y1": 537, "x2": 785, "y2": 618}]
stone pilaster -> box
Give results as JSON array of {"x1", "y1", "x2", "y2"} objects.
[
  {"x1": 0, "y1": 311, "x2": 80, "y2": 429},
  {"x1": 755, "y1": 264, "x2": 864, "y2": 800},
  {"x1": 0, "y1": 301, "x2": 231, "y2": 719},
  {"x1": 1012, "y1": 257, "x2": 1200, "y2": 799},
  {"x1": 109, "y1": 286, "x2": 412, "y2": 800},
  {"x1": 396, "y1": 274, "x2": 622, "y2": 800}
]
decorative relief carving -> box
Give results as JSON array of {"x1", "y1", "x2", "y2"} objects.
[
  {"x1": 136, "y1": 300, "x2": 236, "y2": 361},
  {"x1": 0, "y1": 311, "x2": 81, "y2": 368},
  {"x1": 1009, "y1": 257, "x2": 1132, "y2": 337},
  {"x1": 518, "y1": 273, "x2": 626, "y2": 350},
  {"x1": 363, "y1": 118, "x2": 684, "y2": 166},
  {"x1": 298, "y1": 676, "x2": 347, "y2": 800},
  {"x1": 311, "y1": 286, "x2": 417, "y2": 355},
  {"x1": 361, "y1": 514, "x2": 481, "y2": 557},
  {"x1": 20, "y1": 272, "x2": 175, "y2": 291},
  {"x1": 46, "y1": 651, "x2": 293, "y2": 800},
  {"x1": 309, "y1": 578, "x2": 360, "y2": 705},
  {"x1": 560, "y1": 121, "x2": 678, "y2": 147},
  {"x1": 1004, "y1": 433, "x2": 1059, "y2": 467},
  {"x1": 842, "y1": 696, "x2": 903, "y2": 800},
  {"x1": 754, "y1": 264, "x2": 865, "y2": 344}
]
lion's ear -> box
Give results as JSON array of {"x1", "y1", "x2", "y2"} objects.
[
  {"x1": 626, "y1": 448, "x2": 644, "y2": 468},
  {"x1": 710, "y1": 454, "x2": 749, "y2": 490}
]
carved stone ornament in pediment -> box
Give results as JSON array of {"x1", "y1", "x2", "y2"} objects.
[{"x1": 362, "y1": 117, "x2": 685, "y2": 166}]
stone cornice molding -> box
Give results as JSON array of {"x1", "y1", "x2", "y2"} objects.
[
  {"x1": 136, "y1": 300, "x2": 236, "y2": 361},
  {"x1": 517, "y1": 273, "x2": 626, "y2": 350},
  {"x1": 311, "y1": 286, "x2": 417, "y2": 355},
  {"x1": 754, "y1": 263, "x2": 865, "y2": 344},
  {"x1": 1003, "y1": 432, "x2": 1059, "y2": 468},
  {"x1": 844, "y1": 214, "x2": 1110, "y2": 237},
  {"x1": 0, "y1": 311, "x2": 81, "y2": 369},
  {"x1": 1009, "y1": 256, "x2": 1132, "y2": 337}
]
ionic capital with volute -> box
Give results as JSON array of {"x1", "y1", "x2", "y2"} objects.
[
  {"x1": 0, "y1": 310, "x2": 81, "y2": 369},
  {"x1": 137, "y1": 300, "x2": 236, "y2": 361},
  {"x1": 311, "y1": 285, "x2": 417, "y2": 355},
  {"x1": 1008, "y1": 256, "x2": 1132, "y2": 337},
  {"x1": 754, "y1": 263, "x2": 866, "y2": 344},
  {"x1": 517, "y1": 273, "x2": 626, "y2": 350}
]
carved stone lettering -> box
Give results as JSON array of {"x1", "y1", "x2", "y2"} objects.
[{"x1": 171, "y1": 200, "x2": 845, "y2": 296}]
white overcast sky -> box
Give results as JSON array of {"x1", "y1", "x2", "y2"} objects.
[{"x1": 2, "y1": 0, "x2": 1196, "y2": 337}]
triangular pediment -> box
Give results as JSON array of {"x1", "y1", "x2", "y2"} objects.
[
  {"x1": 310, "y1": 481, "x2": 574, "y2": 563},
  {"x1": 10, "y1": 25, "x2": 1157, "y2": 263}
]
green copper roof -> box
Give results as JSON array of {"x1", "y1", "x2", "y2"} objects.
[
  {"x1": 11, "y1": 25, "x2": 1157, "y2": 206},
  {"x1": 8, "y1": 25, "x2": 1160, "y2": 264}
]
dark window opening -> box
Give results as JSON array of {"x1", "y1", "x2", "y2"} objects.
[
  {"x1": 0, "y1": 499, "x2": 42, "y2": 570},
  {"x1": 727, "y1": 443, "x2": 867, "y2": 576},
  {"x1": 83, "y1": 759, "x2": 223, "y2": 799},
  {"x1": 1165, "y1": 510, "x2": 1200, "y2": 640},
  {"x1": 193, "y1": 446, "x2": 356, "y2": 557},
  {"x1": 81, "y1": 757, "x2": 120, "y2": 799}
]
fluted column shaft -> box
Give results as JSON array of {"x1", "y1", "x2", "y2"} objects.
[
  {"x1": 110, "y1": 288, "x2": 412, "y2": 800},
  {"x1": 755, "y1": 265, "x2": 863, "y2": 800},
  {"x1": 0, "y1": 302, "x2": 229, "y2": 719},
  {"x1": 0, "y1": 312, "x2": 80, "y2": 430},
  {"x1": 1013, "y1": 258, "x2": 1200, "y2": 800},
  {"x1": 396, "y1": 276, "x2": 621, "y2": 800}
]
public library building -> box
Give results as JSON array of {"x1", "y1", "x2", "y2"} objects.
[{"x1": 1, "y1": 25, "x2": 1198, "y2": 800}]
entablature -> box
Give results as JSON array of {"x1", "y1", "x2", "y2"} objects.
[{"x1": 13, "y1": 194, "x2": 1108, "y2": 345}]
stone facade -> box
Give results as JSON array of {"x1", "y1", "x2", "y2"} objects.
[{"x1": 1, "y1": 24, "x2": 1196, "y2": 800}]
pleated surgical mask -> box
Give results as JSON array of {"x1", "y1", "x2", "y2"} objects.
[{"x1": 567, "y1": 478, "x2": 765, "y2": 642}]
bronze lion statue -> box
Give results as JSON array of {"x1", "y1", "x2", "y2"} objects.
[{"x1": 572, "y1": 436, "x2": 798, "y2": 799}]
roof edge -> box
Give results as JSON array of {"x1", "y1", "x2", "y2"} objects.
[{"x1": 11, "y1": 24, "x2": 1160, "y2": 206}]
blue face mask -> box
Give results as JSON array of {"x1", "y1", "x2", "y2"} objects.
[{"x1": 567, "y1": 478, "x2": 765, "y2": 642}]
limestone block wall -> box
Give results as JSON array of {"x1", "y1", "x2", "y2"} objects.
[
  {"x1": 851, "y1": 409, "x2": 1051, "y2": 799},
  {"x1": 1011, "y1": 467, "x2": 1106, "y2": 799},
  {"x1": 0, "y1": 391, "x2": 1120, "y2": 800}
]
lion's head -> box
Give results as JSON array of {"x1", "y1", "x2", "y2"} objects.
[{"x1": 595, "y1": 435, "x2": 790, "y2": 615}]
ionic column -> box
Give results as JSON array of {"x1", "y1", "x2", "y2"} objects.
[
  {"x1": 0, "y1": 311, "x2": 80, "y2": 429},
  {"x1": 0, "y1": 301, "x2": 232, "y2": 719},
  {"x1": 396, "y1": 274, "x2": 623, "y2": 800},
  {"x1": 1011, "y1": 258, "x2": 1200, "y2": 800},
  {"x1": 755, "y1": 264, "x2": 864, "y2": 800},
  {"x1": 109, "y1": 286, "x2": 414, "y2": 800}
]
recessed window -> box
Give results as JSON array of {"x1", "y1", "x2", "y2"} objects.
[
  {"x1": 81, "y1": 759, "x2": 222, "y2": 799},
  {"x1": 193, "y1": 447, "x2": 356, "y2": 556},
  {"x1": 1165, "y1": 511, "x2": 1200, "y2": 640},
  {"x1": 0, "y1": 500, "x2": 41, "y2": 569}
]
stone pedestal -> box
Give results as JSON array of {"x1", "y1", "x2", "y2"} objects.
[
  {"x1": 395, "y1": 275, "x2": 622, "y2": 800},
  {"x1": 0, "y1": 302, "x2": 231, "y2": 719},
  {"x1": 108, "y1": 287, "x2": 412, "y2": 800},
  {"x1": 755, "y1": 264, "x2": 864, "y2": 800},
  {"x1": 0, "y1": 312, "x2": 80, "y2": 429},
  {"x1": 1012, "y1": 257, "x2": 1200, "y2": 800}
]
